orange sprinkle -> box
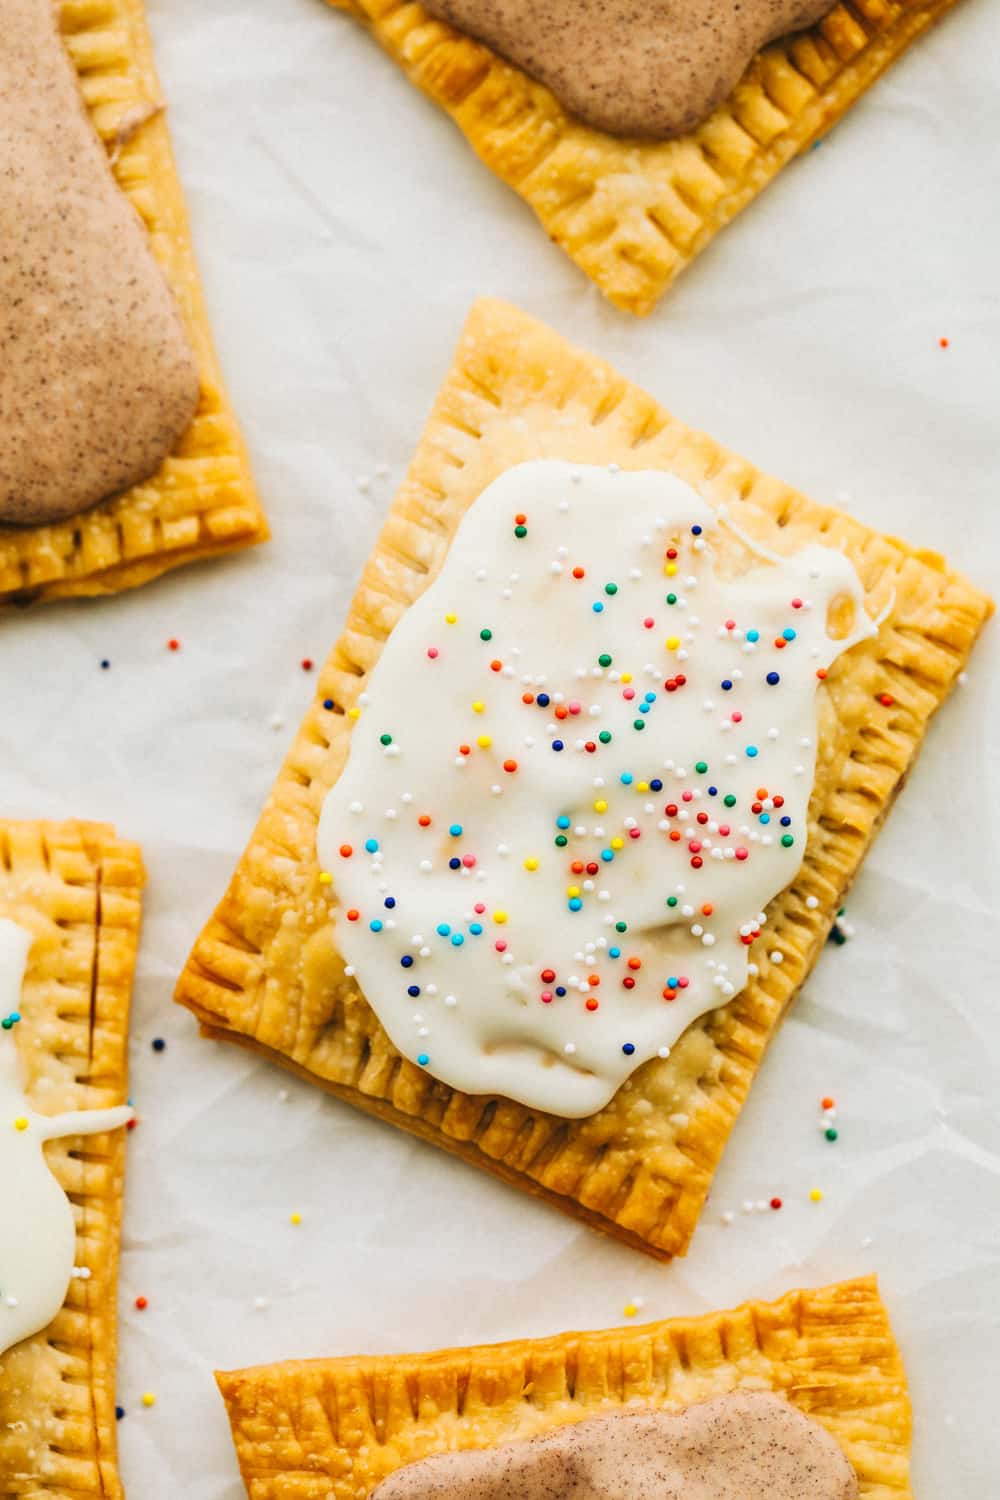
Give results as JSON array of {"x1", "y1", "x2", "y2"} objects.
[
  {"x1": 135, "y1": 1296, "x2": 148, "y2": 1310},
  {"x1": 339, "y1": 844, "x2": 352, "y2": 858},
  {"x1": 503, "y1": 759, "x2": 518, "y2": 773},
  {"x1": 701, "y1": 903, "x2": 714, "y2": 917},
  {"x1": 879, "y1": 693, "x2": 894, "y2": 707},
  {"x1": 816, "y1": 668, "x2": 828, "y2": 680},
  {"x1": 585, "y1": 997, "x2": 599, "y2": 1011},
  {"x1": 418, "y1": 815, "x2": 432, "y2": 827},
  {"x1": 939, "y1": 337, "x2": 949, "y2": 349},
  {"x1": 572, "y1": 566, "x2": 585, "y2": 579},
  {"x1": 821, "y1": 1096, "x2": 835, "y2": 1110}
]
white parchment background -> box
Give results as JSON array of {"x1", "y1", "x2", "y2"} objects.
[{"x1": 3, "y1": 0, "x2": 999, "y2": 1493}]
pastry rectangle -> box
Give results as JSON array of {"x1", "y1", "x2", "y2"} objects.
[
  {"x1": 328, "y1": 0, "x2": 961, "y2": 314},
  {"x1": 0, "y1": 0, "x2": 267, "y2": 607},
  {"x1": 0, "y1": 819, "x2": 143, "y2": 1500},
  {"x1": 216, "y1": 1275, "x2": 912, "y2": 1500},
  {"x1": 175, "y1": 298, "x2": 991, "y2": 1260}
]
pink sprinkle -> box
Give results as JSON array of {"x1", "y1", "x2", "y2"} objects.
[
  {"x1": 719, "y1": 824, "x2": 730, "y2": 836},
  {"x1": 541, "y1": 991, "x2": 553, "y2": 1004},
  {"x1": 688, "y1": 840, "x2": 702, "y2": 854},
  {"x1": 623, "y1": 687, "x2": 636, "y2": 701},
  {"x1": 568, "y1": 701, "x2": 582, "y2": 715},
  {"x1": 678, "y1": 976, "x2": 689, "y2": 989},
  {"x1": 736, "y1": 847, "x2": 749, "y2": 861},
  {"x1": 643, "y1": 617, "x2": 655, "y2": 629},
  {"x1": 474, "y1": 902, "x2": 486, "y2": 914},
  {"x1": 427, "y1": 646, "x2": 439, "y2": 659},
  {"x1": 495, "y1": 940, "x2": 507, "y2": 952},
  {"x1": 462, "y1": 854, "x2": 476, "y2": 868},
  {"x1": 681, "y1": 790, "x2": 693, "y2": 803},
  {"x1": 732, "y1": 711, "x2": 743, "y2": 723},
  {"x1": 725, "y1": 619, "x2": 735, "y2": 630}
]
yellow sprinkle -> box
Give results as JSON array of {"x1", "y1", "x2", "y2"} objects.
[
  {"x1": 524, "y1": 857, "x2": 539, "y2": 872},
  {"x1": 809, "y1": 1188, "x2": 824, "y2": 1203},
  {"x1": 665, "y1": 562, "x2": 678, "y2": 576},
  {"x1": 347, "y1": 706, "x2": 360, "y2": 720},
  {"x1": 665, "y1": 635, "x2": 680, "y2": 650},
  {"x1": 593, "y1": 799, "x2": 608, "y2": 813},
  {"x1": 637, "y1": 782, "x2": 649, "y2": 793},
  {"x1": 493, "y1": 910, "x2": 508, "y2": 925},
  {"x1": 477, "y1": 734, "x2": 492, "y2": 749},
  {"x1": 13, "y1": 1117, "x2": 28, "y2": 1132},
  {"x1": 445, "y1": 612, "x2": 458, "y2": 624},
  {"x1": 621, "y1": 672, "x2": 632, "y2": 684},
  {"x1": 289, "y1": 1212, "x2": 302, "y2": 1226},
  {"x1": 141, "y1": 1393, "x2": 156, "y2": 1409},
  {"x1": 623, "y1": 1302, "x2": 638, "y2": 1319},
  {"x1": 566, "y1": 885, "x2": 580, "y2": 899},
  {"x1": 318, "y1": 871, "x2": 333, "y2": 885},
  {"x1": 610, "y1": 837, "x2": 624, "y2": 851},
  {"x1": 472, "y1": 700, "x2": 485, "y2": 713}
]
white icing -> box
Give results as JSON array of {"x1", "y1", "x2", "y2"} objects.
[
  {"x1": 0, "y1": 919, "x2": 133, "y2": 1357},
  {"x1": 318, "y1": 463, "x2": 875, "y2": 1117}
]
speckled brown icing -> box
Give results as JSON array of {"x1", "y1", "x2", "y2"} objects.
[
  {"x1": 371, "y1": 1393, "x2": 859, "y2": 1500},
  {"x1": 0, "y1": 0, "x2": 199, "y2": 527},
  {"x1": 418, "y1": 0, "x2": 835, "y2": 138}
]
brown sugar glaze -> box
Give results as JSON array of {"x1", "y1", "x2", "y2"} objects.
[
  {"x1": 419, "y1": 0, "x2": 834, "y2": 137},
  {"x1": 0, "y1": 0, "x2": 200, "y2": 526}
]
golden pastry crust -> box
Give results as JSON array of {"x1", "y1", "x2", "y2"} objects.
[
  {"x1": 175, "y1": 298, "x2": 992, "y2": 1260},
  {"x1": 217, "y1": 1275, "x2": 912, "y2": 1500},
  {"x1": 327, "y1": 0, "x2": 962, "y2": 314},
  {"x1": 0, "y1": 819, "x2": 144, "y2": 1500},
  {"x1": 0, "y1": 0, "x2": 267, "y2": 608}
]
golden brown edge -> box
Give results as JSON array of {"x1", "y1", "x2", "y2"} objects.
[
  {"x1": 325, "y1": 0, "x2": 963, "y2": 314},
  {"x1": 0, "y1": 819, "x2": 145, "y2": 1498},
  {"x1": 214, "y1": 1274, "x2": 912, "y2": 1499},
  {"x1": 174, "y1": 295, "x2": 993, "y2": 1261}
]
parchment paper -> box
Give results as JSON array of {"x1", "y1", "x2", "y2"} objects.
[{"x1": 3, "y1": 0, "x2": 998, "y2": 1493}]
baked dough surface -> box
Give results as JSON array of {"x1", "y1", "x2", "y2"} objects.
[
  {"x1": 217, "y1": 1275, "x2": 912, "y2": 1500},
  {"x1": 326, "y1": 0, "x2": 962, "y2": 314},
  {"x1": 175, "y1": 298, "x2": 991, "y2": 1260},
  {"x1": 0, "y1": 819, "x2": 143, "y2": 1500},
  {"x1": 0, "y1": 0, "x2": 267, "y2": 607}
]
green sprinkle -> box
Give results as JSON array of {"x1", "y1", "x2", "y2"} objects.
[
  {"x1": 598, "y1": 730, "x2": 612, "y2": 744},
  {"x1": 514, "y1": 524, "x2": 527, "y2": 538},
  {"x1": 554, "y1": 834, "x2": 568, "y2": 848},
  {"x1": 605, "y1": 582, "x2": 618, "y2": 596},
  {"x1": 781, "y1": 833, "x2": 794, "y2": 847},
  {"x1": 825, "y1": 1127, "x2": 839, "y2": 1142},
  {"x1": 379, "y1": 733, "x2": 392, "y2": 746},
  {"x1": 723, "y1": 794, "x2": 737, "y2": 808},
  {"x1": 695, "y1": 760, "x2": 708, "y2": 774},
  {"x1": 615, "y1": 920, "x2": 628, "y2": 933},
  {"x1": 598, "y1": 653, "x2": 612, "y2": 668},
  {"x1": 479, "y1": 628, "x2": 492, "y2": 641},
  {"x1": 633, "y1": 719, "x2": 645, "y2": 731},
  {"x1": 666, "y1": 896, "x2": 678, "y2": 908},
  {"x1": 666, "y1": 593, "x2": 677, "y2": 605}
]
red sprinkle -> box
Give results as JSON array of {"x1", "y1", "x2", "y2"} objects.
[
  {"x1": 878, "y1": 692, "x2": 894, "y2": 707},
  {"x1": 135, "y1": 1296, "x2": 148, "y2": 1310},
  {"x1": 301, "y1": 658, "x2": 313, "y2": 671},
  {"x1": 503, "y1": 759, "x2": 518, "y2": 773},
  {"x1": 346, "y1": 909, "x2": 359, "y2": 922},
  {"x1": 770, "y1": 1197, "x2": 782, "y2": 1211}
]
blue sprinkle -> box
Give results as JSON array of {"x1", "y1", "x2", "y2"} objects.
[
  {"x1": 152, "y1": 1038, "x2": 166, "y2": 1053},
  {"x1": 746, "y1": 745, "x2": 759, "y2": 758},
  {"x1": 448, "y1": 857, "x2": 461, "y2": 870},
  {"x1": 600, "y1": 849, "x2": 614, "y2": 862},
  {"x1": 568, "y1": 897, "x2": 583, "y2": 912},
  {"x1": 760, "y1": 812, "x2": 770, "y2": 824},
  {"x1": 780, "y1": 815, "x2": 792, "y2": 827},
  {"x1": 609, "y1": 946, "x2": 621, "y2": 959},
  {"x1": 384, "y1": 896, "x2": 396, "y2": 908},
  {"x1": 400, "y1": 955, "x2": 414, "y2": 968},
  {"x1": 417, "y1": 1053, "x2": 429, "y2": 1067},
  {"x1": 766, "y1": 671, "x2": 780, "y2": 686},
  {"x1": 592, "y1": 600, "x2": 604, "y2": 613},
  {"x1": 449, "y1": 823, "x2": 463, "y2": 837},
  {"x1": 364, "y1": 838, "x2": 379, "y2": 853},
  {"x1": 620, "y1": 772, "x2": 634, "y2": 785},
  {"x1": 323, "y1": 698, "x2": 335, "y2": 709},
  {"x1": 650, "y1": 778, "x2": 663, "y2": 791},
  {"x1": 555, "y1": 986, "x2": 567, "y2": 997},
  {"x1": 622, "y1": 1042, "x2": 636, "y2": 1056},
  {"x1": 782, "y1": 628, "x2": 796, "y2": 641},
  {"x1": 639, "y1": 702, "x2": 650, "y2": 714},
  {"x1": 721, "y1": 679, "x2": 733, "y2": 691},
  {"x1": 436, "y1": 923, "x2": 451, "y2": 936},
  {"x1": 407, "y1": 985, "x2": 420, "y2": 997},
  {"x1": 556, "y1": 815, "x2": 571, "y2": 829},
  {"x1": 100, "y1": 659, "x2": 111, "y2": 670},
  {"x1": 552, "y1": 739, "x2": 564, "y2": 751},
  {"x1": 115, "y1": 1406, "x2": 125, "y2": 1421},
  {"x1": 450, "y1": 933, "x2": 465, "y2": 947},
  {"x1": 667, "y1": 976, "x2": 678, "y2": 989},
  {"x1": 469, "y1": 922, "x2": 483, "y2": 936},
  {"x1": 537, "y1": 693, "x2": 551, "y2": 707},
  {"x1": 746, "y1": 629, "x2": 760, "y2": 643},
  {"x1": 691, "y1": 524, "x2": 703, "y2": 536},
  {"x1": 643, "y1": 691, "x2": 656, "y2": 704},
  {"x1": 708, "y1": 785, "x2": 718, "y2": 796},
  {"x1": 369, "y1": 919, "x2": 383, "y2": 932}
]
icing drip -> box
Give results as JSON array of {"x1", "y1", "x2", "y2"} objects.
[
  {"x1": 318, "y1": 463, "x2": 875, "y2": 1117},
  {"x1": 0, "y1": 919, "x2": 133, "y2": 1358}
]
